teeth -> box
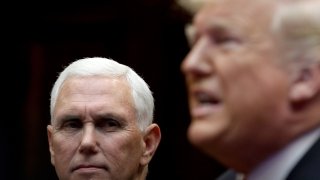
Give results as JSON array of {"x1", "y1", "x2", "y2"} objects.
[
  {"x1": 197, "y1": 93, "x2": 219, "y2": 104},
  {"x1": 198, "y1": 93, "x2": 211, "y2": 102}
]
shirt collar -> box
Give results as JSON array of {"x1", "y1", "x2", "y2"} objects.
[{"x1": 244, "y1": 126, "x2": 320, "y2": 180}]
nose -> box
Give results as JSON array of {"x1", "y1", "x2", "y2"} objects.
[
  {"x1": 181, "y1": 36, "x2": 213, "y2": 78},
  {"x1": 79, "y1": 124, "x2": 99, "y2": 154}
]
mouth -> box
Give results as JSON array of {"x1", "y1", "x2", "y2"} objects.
[
  {"x1": 197, "y1": 92, "x2": 221, "y2": 104},
  {"x1": 190, "y1": 90, "x2": 222, "y2": 118},
  {"x1": 72, "y1": 164, "x2": 108, "y2": 173}
]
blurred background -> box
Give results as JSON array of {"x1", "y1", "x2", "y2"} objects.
[{"x1": 3, "y1": 1, "x2": 225, "y2": 179}]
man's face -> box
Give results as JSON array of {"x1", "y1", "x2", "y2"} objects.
[
  {"x1": 181, "y1": 0, "x2": 292, "y2": 161},
  {"x1": 48, "y1": 76, "x2": 145, "y2": 180}
]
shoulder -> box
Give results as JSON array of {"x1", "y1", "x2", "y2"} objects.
[
  {"x1": 216, "y1": 169, "x2": 237, "y2": 180},
  {"x1": 286, "y1": 137, "x2": 320, "y2": 180}
]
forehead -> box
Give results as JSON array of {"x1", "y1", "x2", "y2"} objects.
[
  {"x1": 193, "y1": 0, "x2": 275, "y2": 32},
  {"x1": 57, "y1": 76, "x2": 134, "y2": 107},
  {"x1": 53, "y1": 76, "x2": 135, "y2": 119}
]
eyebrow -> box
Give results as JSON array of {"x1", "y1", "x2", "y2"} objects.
[
  {"x1": 53, "y1": 112, "x2": 130, "y2": 126},
  {"x1": 206, "y1": 19, "x2": 233, "y2": 32},
  {"x1": 54, "y1": 114, "x2": 81, "y2": 124},
  {"x1": 184, "y1": 20, "x2": 234, "y2": 46},
  {"x1": 94, "y1": 113, "x2": 127, "y2": 123}
]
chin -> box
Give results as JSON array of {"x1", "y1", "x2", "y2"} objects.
[{"x1": 187, "y1": 120, "x2": 224, "y2": 149}]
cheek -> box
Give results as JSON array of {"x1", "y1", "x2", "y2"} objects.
[
  {"x1": 52, "y1": 134, "x2": 78, "y2": 161},
  {"x1": 99, "y1": 132, "x2": 144, "y2": 177},
  {"x1": 123, "y1": 134, "x2": 143, "y2": 153},
  {"x1": 224, "y1": 67, "x2": 289, "y2": 125},
  {"x1": 50, "y1": 135, "x2": 78, "y2": 178},
  {"x1": 101, "y1": 132, "x2": 144, "y2": 160}
]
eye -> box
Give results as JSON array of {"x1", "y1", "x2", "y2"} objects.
[
  {"x1": 215, "y1": 35, "x2": 234, "y2": 44},
  {"x1": 208, "y1": 28, "x2": 242, "y2": 50},
  {"x1": 221, "y1": 38, "x2": 241, "y2": 50},
  {"x1": 61, "y1": 119, "x2": 82, "y2": 130},
  {"x1": 212, "y1": 32, "x2": 238, "y2": 43},
  {"x1": 96, "y1": 118, "x2": 122, "y2": 132}
]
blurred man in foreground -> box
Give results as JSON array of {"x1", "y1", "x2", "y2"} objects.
[{"x1": 180, "y1": 0, "x2": 320, "y2": 179}]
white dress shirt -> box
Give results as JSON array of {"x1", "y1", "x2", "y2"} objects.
[{"x1": 241, "y1": 127, "x2": 320, "y2": 180}]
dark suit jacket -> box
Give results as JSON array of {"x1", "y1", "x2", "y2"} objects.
[{"x1": 217, "y1": 137, "x2": 320, "y2": 180}]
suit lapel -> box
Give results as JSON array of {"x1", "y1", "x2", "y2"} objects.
[
  {"x1": 216, "y1": 169, "x2": 237, "y2": 180},
  {"x1": 286, "y1": 137, "x2": 320, "y2": 180},
  {"x1": 216, "y1": 137, "x2": 320, "y2": 180}
]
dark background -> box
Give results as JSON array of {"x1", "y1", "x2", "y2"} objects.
[{"x1": 3, "y1": 1, "x2": 225, "y2": 179}]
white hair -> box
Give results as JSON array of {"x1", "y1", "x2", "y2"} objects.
[
  {"x1": 177, "y1": 0, "x2": 320, "y2": 66},
  {"x1": 50, "y1": 57, "x2": 154, "y2": 130},
  {"x1": 272, "y1": 0, "x2": 320, "y2": 66},
  {"x1": 176, "y1": 0, "x2": 216, "y2": 15}
]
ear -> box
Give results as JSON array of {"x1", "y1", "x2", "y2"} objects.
[
  {"x1": 289, "y1": 64, "x2": 320, "y2": 106},
  {"x1": 47, "y1": 125, "x2": 55, "y2": 166},
  {"x1": 140, "y1": 123, "x2": 161, "y2": 166}
]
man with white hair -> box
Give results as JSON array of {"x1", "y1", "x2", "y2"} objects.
[{"x1": 47, "y1": 57, "x2": 161, "y2": 180}]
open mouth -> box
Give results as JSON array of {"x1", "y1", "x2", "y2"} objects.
[
  {"x1": 197, "y1": 92, "x2": 221, "y2": 105},
  {"x1": 191, "y1": 91, "x2": 222, "y2": 118}
]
